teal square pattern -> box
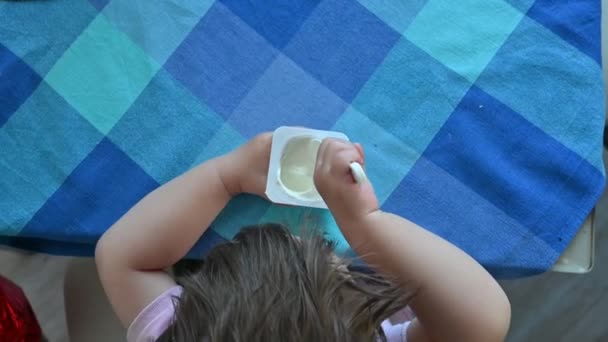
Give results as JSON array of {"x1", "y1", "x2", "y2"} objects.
[
  {"x1": 191, "y1": 123, "x2": 247, "y2": 167},
  {"x1": 357, "y1": 0, "x2": 427, "y2": 33},
  {"x1": 352, "y1": 37, "x2": 471, "y2": 158},
  {"x1": 108, "y1": 70, "x2": 224, "y2": 184},
  {"x1": 0, "y1": 82, "x2": 102, "y2": 235},
  {"x1": 102, "y1": 0, "x2": 214, "y2": 64},
  {"x1": 333, "y1": 107, "x2": 420, "y2": 205},
  {"x1": 0, "y1": 0, "x2": 97, "y2": 76},
  {"x1": 405, "y1": 0, "x2": 523, "y2": 82},
  {"x1": 476, "y1": 17, "x2": 605, "y2": 171},
  {"x1": 45, "y1": 15, "x2": 160, "y2": 134}
]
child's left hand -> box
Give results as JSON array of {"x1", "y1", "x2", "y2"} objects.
[
  {"x1": 221, "y1": 133, "x2": 272, "y2": 198},
  {"x1": 98, "y1": 132, "x2": 273, "y2": 327}
]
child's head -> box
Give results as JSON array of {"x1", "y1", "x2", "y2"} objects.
[{"x1": 160, "y1": 223, "x2": 413, "y2": 342}]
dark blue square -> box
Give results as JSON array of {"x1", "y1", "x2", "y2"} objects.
[
  {"x1": 164, "y1": 2, "x2": 278, "y2": 118},
  {"x1": 220, "y1": 0, "x2": 321, "y2": 49},
  {"x1": 284, "y1": 0, "x2": 400, "y2": 102},
  {"x1": 527, "y1": 0, "x2": 601, "y2": 64},
  {"x1": 382, "y1": 157, "x2": 560, "y2": 277},
  {"x1": 421, "y1": 86, "x2": 604, "y2": 249},
  {"x1": 22, "y1": 138, "x2": 159, "y2": 243},
  {"x1": 0, "y1": 43, "x2": 42, "y2": 127}
]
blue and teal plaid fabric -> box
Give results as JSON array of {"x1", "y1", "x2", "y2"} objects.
[{"x1": 0, "y1": 0, "x2": 604, "y2": 277}]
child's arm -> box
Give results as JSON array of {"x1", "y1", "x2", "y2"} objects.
[
  {"x1": 95, "y1": 133, "x2": 272, "y2": 327},
  {"x1": 314, "y1": 139, "x2": 511, "y2": 342}
]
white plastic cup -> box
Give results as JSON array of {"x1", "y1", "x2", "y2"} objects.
[{"x1": 265, "y1": 127, "x2": 349, "y2": 208}]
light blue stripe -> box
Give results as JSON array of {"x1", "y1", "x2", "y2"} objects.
[
  {"x1": 333, "y1": 107, "x2": 421, "y2": 205},
  {"x1": 405, "y1": 0, "x2": 523, "y2": 82},
  {"x1": 356, "y1": 0, "x2": 427, "y2": 33},
  {"x1": 103, "y1": 0, "x2": 214, "y2": 64}
]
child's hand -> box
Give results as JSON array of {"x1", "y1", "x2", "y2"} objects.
[
  {"x1": 314, "y1": 139, "x2": 379, "y2": 223},
  {"x1": 222, "y1": 133, "x2": 272, "y2": 198}
]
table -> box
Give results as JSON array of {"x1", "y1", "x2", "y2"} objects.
[{"x1": 0, "y1": 0, "x2": 604, "y2": 278}]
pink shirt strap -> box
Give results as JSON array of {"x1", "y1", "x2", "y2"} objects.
[
  {"x1": 127, "y1": 286, "x2": 183, "y2": 342},
  {"x1": 382, "y1": 319, "x2": 411, "y2": 342}
]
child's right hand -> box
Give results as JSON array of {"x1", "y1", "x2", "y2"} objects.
[
  {"x1": 314, "y1": 139, "x2": 379, "y2": 224},
  {"x1": 315, "y1": 141, "x2": 511, "y2": 342}
]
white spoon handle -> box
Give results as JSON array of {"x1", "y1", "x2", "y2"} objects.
[{"x1": 349, "y1": 162, "x2": 367, "y2": 184}]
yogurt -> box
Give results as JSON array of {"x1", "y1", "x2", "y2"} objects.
[{"x1": 278, "y1": 136, "x2": 322, "y2": 201}]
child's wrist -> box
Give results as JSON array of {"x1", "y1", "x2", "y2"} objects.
[
  {"x1": 334, "y1": 208, "x2": 382, "y2": 231},
  {"x1": 215, "y1": 155, "x2": 242, "y2": 196}
]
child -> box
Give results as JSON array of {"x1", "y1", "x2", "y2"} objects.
[{"x1": 96, "y1": 133, "x2": 511, "y2": 342}]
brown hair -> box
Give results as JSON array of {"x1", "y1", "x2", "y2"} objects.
[{"x1": 159, "y1": 223, "x2": 413, "y2": 342}]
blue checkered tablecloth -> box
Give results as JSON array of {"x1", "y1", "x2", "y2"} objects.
[{"x1": 0, "y1": 0, "x2": 604, "y2": 277}]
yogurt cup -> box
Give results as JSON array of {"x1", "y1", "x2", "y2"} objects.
[{"x1": 265, "y1": 127, "x2": 349, "y2": 208}]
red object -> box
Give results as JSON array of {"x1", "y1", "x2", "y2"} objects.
[{"x1": 0, "y1": 275, "x2": 42, "y2": 342}]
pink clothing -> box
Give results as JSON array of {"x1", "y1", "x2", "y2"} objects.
[
  {"x1": 127, "y1": 286, "x2": 183, "y2": 342},
  {"x1": 127, "y1": 286, "x2": 410, "y2": 342}
]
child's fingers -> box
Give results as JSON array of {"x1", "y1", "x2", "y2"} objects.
[
  {"x1": 315, "y1": 139, "x2": 333, "y2": 187},
  {"x1": 333, "y1": 149, "x2": 364, "y2": 179},
  {"x1": 325, "y1": 139, "x2": 352, "y2": 157},
  {"x1": 354, "y1": 143, "x2": 365, "y2": 166},
  {"x1": 316, "y1": 139, "x2": 362, "y2": 182},
  {"x1": 317, "y1": 138, "x2": 346, "y2": 171},
  {"x1": 324, "y1": 140, "x2": 351, "y2": 175},
  {"x1": 315, "y1": 142, "x2": 328, "y2": 179}
]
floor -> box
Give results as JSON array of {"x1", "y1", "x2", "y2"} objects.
[
  {"x1": 500, "y1": 173, "x2": 608, "y2": 342},
  {"x1": 0, "y1": 250, "x2": 71, "y2": 341}
]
